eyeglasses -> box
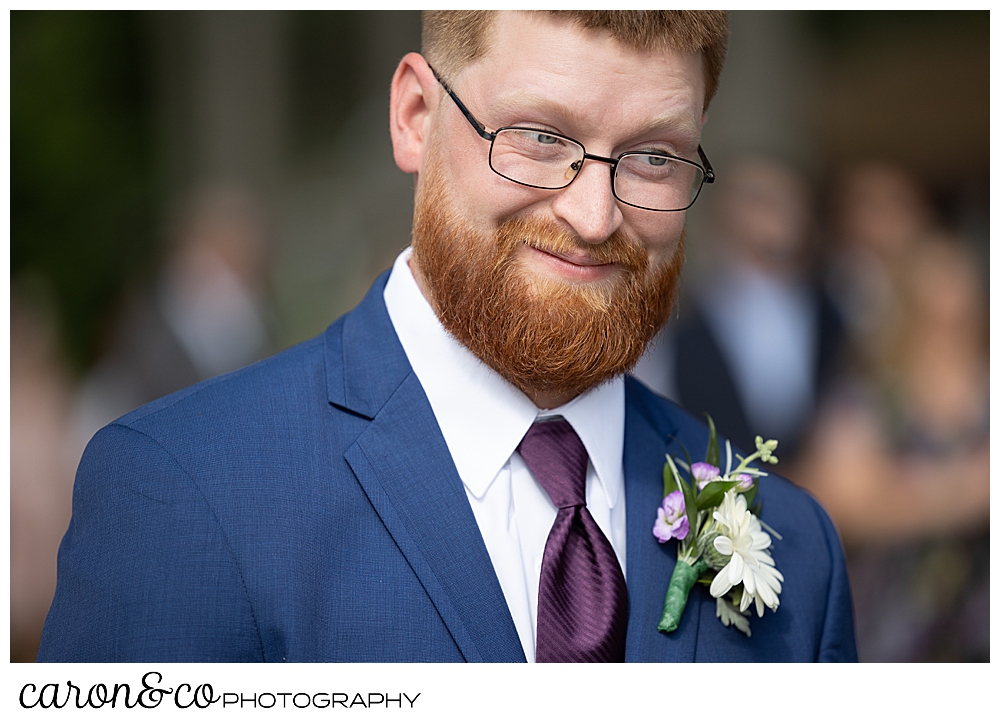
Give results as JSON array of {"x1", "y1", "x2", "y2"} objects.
[{"x1": 430, "y1": 65, "x2": 714, "y2": 212}]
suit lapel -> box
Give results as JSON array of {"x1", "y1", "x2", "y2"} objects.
[
  {"x1": 330, "y1": 275, "x2": 525, "y2": 663},
  {"x1": 623, "y1": 378, "x2": 702, "y2": 662}
]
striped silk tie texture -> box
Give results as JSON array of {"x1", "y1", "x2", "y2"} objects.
[{"x1": 517, "y1": 419, "x2": 628, "y2": 662}]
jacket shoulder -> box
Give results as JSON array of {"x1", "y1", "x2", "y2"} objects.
[{"x1": 116, "y1": 332, "x2": 330, "y2": 432}]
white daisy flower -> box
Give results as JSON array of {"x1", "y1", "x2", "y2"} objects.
[{"x1": 708, "y1": 490, "x2": 784, "y2": 618}]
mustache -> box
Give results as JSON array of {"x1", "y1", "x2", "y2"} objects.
[{"x1": 494, "y1": 216, "x2": 649, "y2": 273}]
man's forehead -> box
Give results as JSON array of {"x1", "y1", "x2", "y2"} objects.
[
  {"x1": 467, "y1": 13, "x2": 703, "y2": 93},
  {"x1": 456, "y1": 12, "x2": 705, "y2": 142}
]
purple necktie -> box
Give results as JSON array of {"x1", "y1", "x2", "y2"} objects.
[{"x1": 518, "y1": 419, "x2": 628, "y2": 662}]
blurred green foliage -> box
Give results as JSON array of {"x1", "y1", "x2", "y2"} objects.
[
  {"x1": 11, "y1": 10, "x2": 156, "y2": 374},
  {"x1": 806, "y1": 9, "x2": 988, "y2": 44},
  {"x1": 288, "y1": 11, "x2": 367, "y2": 158}
]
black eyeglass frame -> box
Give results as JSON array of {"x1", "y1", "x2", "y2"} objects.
[{"x1": 429, "y1": 64, "x2": 715, "y2": 213}]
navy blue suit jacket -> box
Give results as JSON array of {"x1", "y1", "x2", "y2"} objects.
[{"x1": 39, "y1": 273, "x2": 857, "y2": 662}]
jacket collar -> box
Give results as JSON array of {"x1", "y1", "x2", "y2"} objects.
[{"x1": 325, "y1": 270, "x2": 411, "y2": 419}]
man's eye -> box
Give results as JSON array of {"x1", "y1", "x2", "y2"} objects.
[
  {"x1": 643, "y1": 154, "x2": 669, "y2": 166},
  {"x1": 533, "y1": 133, "x2": 559, "y2": 145}
]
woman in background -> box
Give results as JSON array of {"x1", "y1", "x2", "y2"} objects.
[{"x1": 795, "y1": 164, "x2": 989, "y2": 661}]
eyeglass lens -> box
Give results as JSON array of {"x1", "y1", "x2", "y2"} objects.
[{"x1": 488, "y1": 128, "x2": 705, "y2": 211}]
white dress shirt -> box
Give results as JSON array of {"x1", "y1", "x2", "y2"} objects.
[{"x1": 383, "y1": 248, "x2": 627, "y2": 662}]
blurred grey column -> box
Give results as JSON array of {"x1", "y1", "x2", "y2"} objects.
[
  {"x1": 151, "y1": 11, "x2": 287, "y2": 206},
  {"x1": 701, "y1": 11, "x2": 815, "y2": 168},
  {"x1": 272, "y1": 11, "x2": 421, "y2": 349},
  {"x1": 685, "y1": 10, "x2": 817, "y2": 274}
]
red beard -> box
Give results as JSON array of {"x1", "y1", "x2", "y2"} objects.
[{"x1": 411, "y1": 164, "x2": 684, "y2": 404}]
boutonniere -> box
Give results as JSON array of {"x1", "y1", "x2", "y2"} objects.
[{"x1": 652, "y1": 417, "x2": 783, "y2": 637}]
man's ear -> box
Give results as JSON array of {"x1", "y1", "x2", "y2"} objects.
[{"x1": 390, "y1": 53, "x2": 439, "y2": 174}]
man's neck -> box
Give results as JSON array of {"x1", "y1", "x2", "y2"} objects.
[{"x1": 528, "y1": 389, "x2": 575, "y2": 410}]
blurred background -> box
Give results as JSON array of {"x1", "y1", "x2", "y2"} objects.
[{"x1": 10, "y1": 10, "x2": 989, "y2": 662}]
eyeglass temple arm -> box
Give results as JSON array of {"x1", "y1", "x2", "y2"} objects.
[
  {"x1": 427, "y1": 63, "x2": 496, "y2": 142},
  {"x1": 698, "y1": 145, "x2": 715, "y2": 183}
]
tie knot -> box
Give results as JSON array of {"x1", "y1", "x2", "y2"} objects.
[{"x1": 517, "y1": 419, "x2": 588, "y2": 509}]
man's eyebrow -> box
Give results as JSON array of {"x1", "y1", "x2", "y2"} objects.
[
  {"x1": 487, "y1": 90, "x2": 592, "y2": 131},
  {"x1": 486, "y1": 89, "x2": 701, "y2": 145}
]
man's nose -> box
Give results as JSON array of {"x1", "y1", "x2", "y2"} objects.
[{"x1": 550, "y1": 159, "x2": 624, "y2": 244}]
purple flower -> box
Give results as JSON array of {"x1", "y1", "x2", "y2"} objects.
[
  {"x1": 692, "y1": 462, "x2": 721, "y2": 490},
  {"x1": 653, "y1": 490, "x2": 690, "y2": 543},
  {"x1": 735, "y1": 473, "x2": 754, "y2": 491}
]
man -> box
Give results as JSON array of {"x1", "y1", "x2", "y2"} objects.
[{"x1": 39, "y1": 10, "x2": 856, "y2": 662}]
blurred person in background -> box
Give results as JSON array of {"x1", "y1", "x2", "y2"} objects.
[
  {"x1": 634, "y1": 157, "x2": 845, "y2": 464},
  {"x1": 10, "y1": 291, "x2": 77, "y2": 662},
  {"x1": 15, "y1": 183, "x2": 274, "y2": 661},
  {"x1": 822, "y1": 163, "x2": 933, "y2": 371},
  {"x1": 73, "y1": 183, "x2": 273, "y2": 448},
  {"x1": 794, "y1": 164, "x2": 989, "y2": 661}
]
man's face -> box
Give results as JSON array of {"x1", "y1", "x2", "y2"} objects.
[{"x1": 408, "y1": 12, "x2": 706, "y2": 406}]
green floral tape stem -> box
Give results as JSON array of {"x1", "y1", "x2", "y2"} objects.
[{"x1": 658, "y1": 557, "x2": 709, "y2": 633}]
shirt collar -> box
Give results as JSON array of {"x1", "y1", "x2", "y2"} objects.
[{"x1": 383, "y1": 248, "x2": 624, "y2": 509}]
